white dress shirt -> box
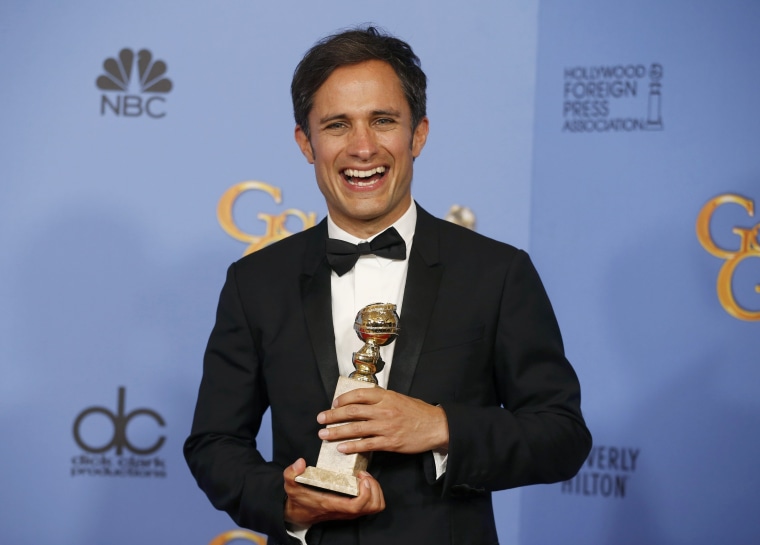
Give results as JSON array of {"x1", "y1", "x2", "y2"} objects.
[
  {"x1": 328, "y1": 203, "x2": 416, "y2": 387},
  {"x1": 288, "y1": 201, "x2": 445, "y2": 544}
]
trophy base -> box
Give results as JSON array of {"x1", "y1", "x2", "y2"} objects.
[{"x1": 295, "y1": 466, "x2": 362, "y2": 496}]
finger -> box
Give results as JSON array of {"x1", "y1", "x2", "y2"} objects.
[
  {"x1": 318, "y1": 418, "x2": 376, "y2": 441},
  {"x1": 336, "y1": 437, "x2": 375, "y2": 455},
  {"x1": 283, "y1": 458, "x2": 307, "y2": 484},
  {"x1": 356, "y1": 471, "x2": 385, "y2": 513},
  {"x1": 333, "y1": 387, "x2": 385, "y2": 408},
  {"x1": 318, "y1": 401, "x2": 388, "y2": 426}
]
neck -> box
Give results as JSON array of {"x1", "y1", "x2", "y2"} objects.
[
  {"x1": 329, "y1": 199, "x2": 413, "y2": 240},
  {"x1": 335, "y1": 219, "x2": 396, "y2": 240}
]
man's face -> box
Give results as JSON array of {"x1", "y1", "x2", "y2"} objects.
[{"x1": 295, "y1": 60, "x2": 429, "y2": 238}]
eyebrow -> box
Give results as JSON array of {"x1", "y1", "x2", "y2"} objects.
[{"x1": 318, "y1": 109, "x2": 403, "y2": 125}]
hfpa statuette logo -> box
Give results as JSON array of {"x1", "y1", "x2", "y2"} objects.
[
  {"x1": 96, "y1": 48, "x2": 172, "y2": 118},
  {"x1": 697, "y1": 193, "x2": 760, "y2": 321},
  {"x1": 217, "y1": 181, "x2": 478, "y2": 257}
]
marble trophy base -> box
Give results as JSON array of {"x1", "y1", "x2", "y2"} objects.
[{"x1": 295, "y1": 376, "x2": 376, "y2": 496}]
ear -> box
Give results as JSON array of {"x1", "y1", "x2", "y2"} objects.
[
  {"x1": 294, "y1": 125, "x2": 315, "y2": 164},
  {"x1": 411, "y1": 116, "x2": 429, "y2": 158}
]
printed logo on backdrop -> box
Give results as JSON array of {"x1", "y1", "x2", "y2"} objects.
[
  {"x1": 218, "y1": 183, "x2": 479, "y2": 256},
  {"x1": 218, "y1": 181, "x2": 319, "y2": 256},
  {"x1": 561, "y1": 445, "x2": 640, "y2": 498},
  {"x1": 697, "y1": 193, "x2": 760, "y2": 321},
  {"x1": 71, "y1": 387, "x2": 167, "y2": 477},
  {"x1": 209, "y1": 529, "x2": 268, "y2": 545},
  {"x1": 96, "y1": 48, "x2": 172, "y2": 118},
  {"x1": 562, "y1": 63, "x2": 663, "y2": 133}
]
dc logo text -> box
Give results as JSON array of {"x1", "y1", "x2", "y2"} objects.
[{"x1": 73, "y1": 387, "x2": 166, "y2": 455}]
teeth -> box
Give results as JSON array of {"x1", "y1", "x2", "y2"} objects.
[{"x1": 344, "y1": 166, "x2": 386, "y2": 179}]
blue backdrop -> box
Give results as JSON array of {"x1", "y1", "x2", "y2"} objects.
[
  {"x1": 1, "y1": 1, "x2": 757, "y2": 544},
  {"x1": 521, "y1": 1, "x2": 760, "y2": 544}
]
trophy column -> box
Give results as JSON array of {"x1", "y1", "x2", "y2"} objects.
[{"x1": 295, "y1": 303, "x2": 399, "y2": 496}]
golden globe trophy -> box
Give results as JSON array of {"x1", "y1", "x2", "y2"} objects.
[{"x1": 295, "y1": 303, "x2": 399, "y2": 496}]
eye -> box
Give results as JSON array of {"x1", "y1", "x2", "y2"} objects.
[
  {"x1": 374, "y1": 117, "x2": 397, "y2": 129},
  {"x1": 322, "y1": 121, "x2": 350, "y2": 135}
]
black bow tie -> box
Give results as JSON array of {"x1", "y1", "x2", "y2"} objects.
[{"x1": 326, "y1": 227, "x2": 407, "y2": 276}]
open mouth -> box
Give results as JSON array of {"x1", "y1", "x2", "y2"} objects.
[{"x1": 343, "y1": 166, "x2": 387, "y2": 187}]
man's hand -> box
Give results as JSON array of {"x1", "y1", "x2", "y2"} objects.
[
  {"x1": 316, "y1": 388, "x2": 449, "y2": 455},
  {"x1": 283, "y1": 458, "x2": 385, "y2": 526}
]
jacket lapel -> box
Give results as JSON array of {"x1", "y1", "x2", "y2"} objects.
[
  {"x1": 299, "y1": 207, "x2": 444, "y2": 400},
  {"x1": 387, "y1": 205, "x2": 443, "y2": 396},
  {"x1": 300, "y1": 220, "x2": 340, "y2": 401}
]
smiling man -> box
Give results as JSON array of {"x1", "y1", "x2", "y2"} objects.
[
  {"x1": 294, "y1": 59, "x2": 428, "y2": 239},
  {"x1": 185, "y1": 26, "x2": 591, "y2": 545}
]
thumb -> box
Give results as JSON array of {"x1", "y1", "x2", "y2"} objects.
[{"x1": 285, "y1": 458, "x2": 307, "y2": 481}]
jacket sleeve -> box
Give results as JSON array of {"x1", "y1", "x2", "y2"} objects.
[
  {"x1": 183, "y1": 263, "x2": 299, "y2": 545},
  {"x1": 439, "y1": 250, "x2": 592, "y2": 494}
]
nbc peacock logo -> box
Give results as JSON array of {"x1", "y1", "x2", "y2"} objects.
[{"x1": 96, "y1": 48, "x2": 172, "y2": 118}]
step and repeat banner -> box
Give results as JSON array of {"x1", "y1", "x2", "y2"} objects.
[
  {"x1": 521, "y1": 1, "x2": 760, "y2": 544},
  {"x1": 0, "y1": 1, "x2": 536, "y2": 544},
  {"x1": 2, "y1": 1, "x2": 758, "y2": 544}
]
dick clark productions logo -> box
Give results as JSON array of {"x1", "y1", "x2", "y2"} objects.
[
  {"x1": 71, "y1": 387, "x2": 167, "y2": 477},
  {"x1": 96, "y1": 48, "x2": 172, "y2": 118}
]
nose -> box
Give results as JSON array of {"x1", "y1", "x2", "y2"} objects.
[{"x1": 347, "y1": 124, "x2": 378, "y2": 161}]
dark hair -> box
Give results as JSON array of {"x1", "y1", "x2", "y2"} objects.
[{"x1": 291, "y1": 25, "x2": 427, "y2": 138}]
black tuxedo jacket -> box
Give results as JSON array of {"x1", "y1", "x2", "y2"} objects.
[{"x1": 184, "y1": 205, "x2": 591, "y2": 545}]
